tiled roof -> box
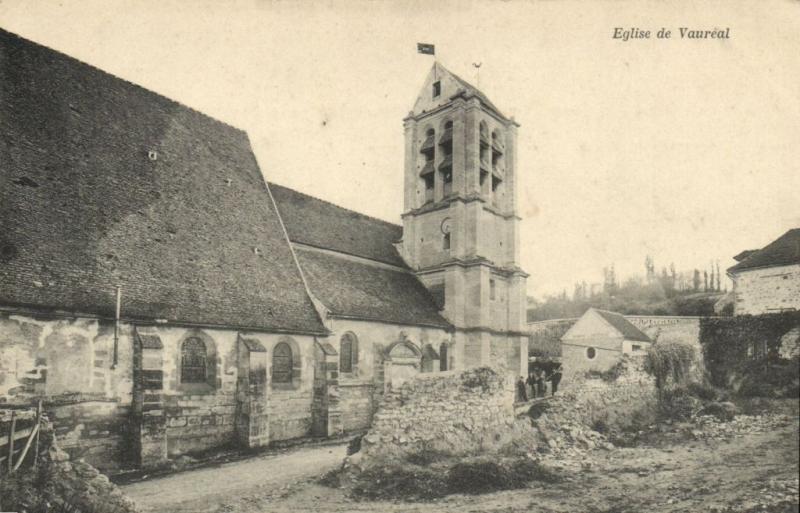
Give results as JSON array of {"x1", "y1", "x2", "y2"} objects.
[
  {"x1": 447, "y1": 67, "x2": 506, "y2": 120},
  {"x1": 593, "y1": 309, "x2": 651, "y2": 342},
  {"x1": 295, "y1": 248, "x2": 451, "y2": 329},
  {"x1": 0, "y1": 29, "x2": 326, "y2": 334},
  {"x1": 269, "y1": 183, "x2": 405, "y2": 267},
  {"x1": 728, "y1": 229, "x2": 800, "y2": 273}
]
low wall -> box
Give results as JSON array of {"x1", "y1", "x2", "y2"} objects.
[
  {"x1": 353, "y1": 367, "x2": 515, "y2": 466},
  {"x1": 49, "y1": 400, "x2": 133, "y2": 472},
  {"x1": 539, "y1": 358, "x2": 657, "y2": 439},
  {"x1": 0, "y1": 410, "x2": 138, "y2": 513}
]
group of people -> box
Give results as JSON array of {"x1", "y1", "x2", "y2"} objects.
[{"x1": 516, "y1": 364, "x2": 562, "y2": 402}]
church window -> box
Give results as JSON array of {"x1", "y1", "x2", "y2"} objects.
[
  {"x1": 424, "y1": 174, "x2": 435, "y2": 202},
  {"x1": 420, "y1": 128, "x2": 436, "y2": 204},
  {"x1": 181, "y1": 337, "x2": 207, "y2": 383},
  {"x1": 272, "y1": 342, "x2": 293, "y2": 383},
  {"x1": 490, "y1": 279, "x2": 496, "y2": 300},
  {"x1": 439, "y1": 343, "x2": 449, "y2": 371},
  {"x1": 442, "y1": 170, "x2": 452, "y2": 196},
  {"x1": 340, "y1": 333, "x2": 358, "y2": 374},
  {"x1": 433, "y1": 81, "x2": 441, "y2": 98},
  {"x1": 443, "y1": 232, "x2": 450, "y2": 251}
]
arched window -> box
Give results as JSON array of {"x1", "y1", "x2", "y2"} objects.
[
  {"x1": 273, "y1": 342, "x2": 293, "y2": 383},
  {"x1": 439, "y1": 343, "x2": 448, "y2": 371},
  {"x1": 340, "y1": 333, "x2": 359, "y2": 374},
  {"x1": 444, "y1": 120, "x2": 453, "y2": 130},
  {"x1": 181, "y1": 337, "x2": 207, "y2": 383},
  {"x1": 586, "y1": 347, "x2": 597, "y2": 360}
]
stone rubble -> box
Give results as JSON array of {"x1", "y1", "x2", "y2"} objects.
[{"x1": 689, "y1": 413, "x2": 794, "y2": 441}]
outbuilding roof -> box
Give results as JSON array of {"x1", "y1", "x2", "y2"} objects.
[
  {"x1": 0, "y1": 28, "x2": 326, "y2": 334},
  {"x1": 592, "y1": 309, "x2": 651, "y2": 342},
  {"x1": 728, "y1": 229, "x2": 800, "y2": 274}
]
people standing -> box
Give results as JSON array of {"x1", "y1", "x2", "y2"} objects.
[
  {"x1": 535, "y1": 368, "x2": 546, "y2": 397},
  {"x1": 516, "y1": 376, "x2": 528, "y2": 402},
  {"x1": 526, "y1": 372, "x2": 537, "y2": 399},
  {"x1": 547, "y1": 364, "x2": 563, "y2": 396}
]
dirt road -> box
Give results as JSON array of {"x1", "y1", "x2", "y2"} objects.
[
  {"x1": 122, "y1": 413, "x2": 799, "y2": 513},
  {"x1": 121, "y1": 442, "x2": 348, "y2": 513}
]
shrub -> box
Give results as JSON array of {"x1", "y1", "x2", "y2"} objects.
[
  {"x1": 658, "y1": 385, "x2": 702, "y2": 421},
  {"x1": 686, "y1": 381, "x2": 720, "y2": 401},
  {"x1": 644, "y1": 341, "x2": 696, "y2": 394},
  {"x1": 700, "y1": 312, "x2": 800, "y2": 389}
]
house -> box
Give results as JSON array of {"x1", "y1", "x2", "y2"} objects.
[
  {"x1": 0, "y1": 29, "x2": 528, "y2": 470},
  {"x1": 559, "y1": 308, "x2": 651, "y2": 375},
  {"x1": 727, "y1": 229, "x2": 800, "y2": 315}
]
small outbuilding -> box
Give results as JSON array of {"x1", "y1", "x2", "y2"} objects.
[{"x1": 560, "y1": 308, "x2": 651, "y2": 375}]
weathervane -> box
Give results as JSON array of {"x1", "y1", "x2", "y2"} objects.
[{"x1": 473, "y1": 62, "x2": 482, "y2": 88}]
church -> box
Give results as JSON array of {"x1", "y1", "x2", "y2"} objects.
[{"x1": 0, "y1": 29, "x2": 528, "y2": 470}]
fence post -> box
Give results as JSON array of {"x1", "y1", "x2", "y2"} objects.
[
  {"x1": 7, "y1": 411, "x2": 16, "y2": 473},
  {"x1": 34, "y1": 400, "x2": 42, "y2": 466}
]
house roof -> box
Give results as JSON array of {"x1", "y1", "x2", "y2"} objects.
[
  {"x1": 592, "y1": 309, "x2": 651, "y2": 342},
  {"x1": 728, "y1": 229, "x2": 800, "y2": 273},
  {"x1": 295, "y1": 248, "x2": 451, "y2": 329},
  {"x1": 0, "y1": 28, "x2": 326, "y2": 334},
  {"x1": 269, "y1": 183, "x2": 405, "y2": 267}
]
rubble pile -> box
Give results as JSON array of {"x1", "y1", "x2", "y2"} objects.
[
  {"x1": 706, "y1": 476, "x2": 800, "y2": 513},
  {"x1": 689, "y1": 413, "x2": 794, "y2": 441},
  {"x1": 349, "y1": 367, "x2": 517, "y2": 470}
]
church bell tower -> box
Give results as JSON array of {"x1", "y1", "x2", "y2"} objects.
[{"x1": 400, "y1": 62, "x2": 528, "y2": 376}]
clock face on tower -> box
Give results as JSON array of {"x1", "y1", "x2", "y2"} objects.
[{"x1": 441, "y1": 217, "x2": 452, "y2": 234}]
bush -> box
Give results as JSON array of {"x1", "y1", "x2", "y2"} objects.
[
  {"x1": 700, "y1": 312, "x2": 800, "y2": 389},
  {"x1": 686, "y1": 381, "x2": 720, "y2": 401},
  {"x1": 658, "y1": 386, "x2": 702, "y2": 421},
  {"x1": 644, "y1": 342, "x2": 696, "y2": 394}
]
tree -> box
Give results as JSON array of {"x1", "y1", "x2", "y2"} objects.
[{"x1": 693, "y1": 269, "x2": 701, "y2": 291}]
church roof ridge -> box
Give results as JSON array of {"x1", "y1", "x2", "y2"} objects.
[
  {"x1": 268, "y1": 181, "x2": 402, "y2": 230},
  {"x1": 0, "y1": 27, "x2": 246, "y2": 138},
  {"x1": 433, "y1": 61, "x2": 506, "y2": 120}
]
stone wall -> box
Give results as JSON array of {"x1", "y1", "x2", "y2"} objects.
[
  {"x1": 50, "y1": 400, "x2": 133, "y2": 472},
  {"x1": 732, "y1": 264, "x2": 800, "y2": 315},
  {"x1": 536, "y1": 358, "x2": 657, "y2": 447},
  {"x1": 352, "y1": 367, "x2": 515, "y2": 467},
  {"x1": 0, "y1": 411, "x2": 138, "y2": 513}
]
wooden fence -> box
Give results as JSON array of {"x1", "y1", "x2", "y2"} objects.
[{"x1": 0, "y1": 401, "x2": 43, "y2": 476}]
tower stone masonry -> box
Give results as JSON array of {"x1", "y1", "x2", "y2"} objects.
[{"x1": 400, "y1": 62, "x2": 529, "y2": 377}]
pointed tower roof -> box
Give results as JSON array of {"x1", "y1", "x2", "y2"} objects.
[{"x1": 410, "y1": 62, "x2": 506, "y2": 121}]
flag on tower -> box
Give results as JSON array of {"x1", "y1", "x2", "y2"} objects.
[{"x1": 417, "y1": 43, "x2": 435, "y2": 55}]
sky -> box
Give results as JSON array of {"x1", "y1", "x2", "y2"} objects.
[{"x1": 1, "y1": 0, "x2": 798, "y2": 297}]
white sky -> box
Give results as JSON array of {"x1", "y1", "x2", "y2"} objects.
[{"x1": 2, "y1": 0, "x2": 798, "y2": 297}]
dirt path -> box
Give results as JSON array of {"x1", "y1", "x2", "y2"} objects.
[
  {"x1": 121, "y1": 442, "x2": 348, "y2": 513},
  {"x1": 121, "y1": 414, "x2": 798, "y2": 513}
]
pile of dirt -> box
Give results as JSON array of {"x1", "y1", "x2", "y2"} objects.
[{"x1": 332, "y1": 454, "x2": 563, "y2": 502}]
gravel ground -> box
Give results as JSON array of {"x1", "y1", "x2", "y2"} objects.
[{"x1": 121, "y1": 402, "x2": 799, "y2": 513}]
